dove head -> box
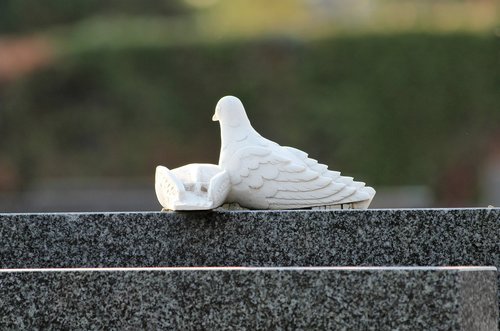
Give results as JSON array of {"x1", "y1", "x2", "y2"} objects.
[{"x1": 212, "y1": 96, "x2": 251, "y2": 128}]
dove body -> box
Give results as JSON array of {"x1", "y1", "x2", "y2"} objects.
[{"x1": 213, "y1": 96, "x2": 375, "y2": 210}]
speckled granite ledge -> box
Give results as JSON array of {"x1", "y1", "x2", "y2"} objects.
[
  {"x1": 0, "y1": 266, "x2": 496, "y2": 330},
  {"x1": 1, "y1": 209, "x2": 498, "y2": 268},
  {"x1": 1, "y1": 208, "x2": 499, "y2": 326}
]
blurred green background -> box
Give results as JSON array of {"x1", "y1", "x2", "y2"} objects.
[{"x1": 0, "y1": 0, "x2": 499, "y2": 211}]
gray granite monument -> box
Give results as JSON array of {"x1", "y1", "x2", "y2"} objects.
[
  {"x1": 0, "y1": 208, "x2": 499, "y2": 329},
  {"x1": 0, "y1": 266, "x2": 496, "y2": 330}
]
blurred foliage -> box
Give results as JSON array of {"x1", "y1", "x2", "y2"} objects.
[
  {"x1": 1, "y1": 33, "x2": 499, "y2": 204},
  {"x1": 199, "y1": 0, "x2": 500, "y2": 39},
  {"x1": 0, "y1": 0, "x2": 188, "y2": 34}
]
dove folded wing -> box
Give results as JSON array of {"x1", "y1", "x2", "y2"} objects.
[
  {"x1": 284, "y1": 146, "x2": 368, "y2": 190},
  {"x1": 284, "y1": 146, "x2": 332, "y2": 176},
  {"x1": 225, "y1": 146, "x2": 357, "y2": 209}
]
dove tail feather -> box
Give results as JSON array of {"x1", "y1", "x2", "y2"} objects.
[
  {"x1": 155, "y1": 166, "x2": 185, "y2": 210},
  {"x1": 208, "y1": 170, "x2": 231, "y2": 207},
  {"x1": 268, "y1": 184, "x2": 375, "y2": 208}
]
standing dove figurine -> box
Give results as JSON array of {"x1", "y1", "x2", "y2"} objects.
[{"x1": 212, "y1": 96, "x2": 375, "y2": 209}]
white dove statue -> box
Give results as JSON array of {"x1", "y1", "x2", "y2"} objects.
[{"x1": 212, "y1": 96, "x2": 376, "y2": 210}]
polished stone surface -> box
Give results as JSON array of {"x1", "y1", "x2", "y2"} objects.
[
  {"x1": 1, "y1": 209, "x2": 499, "y2": 327},
  {"x1": 0, "y1": 267, "x2": 496, "y2": 330},
  {"x1": 1, "y1": 209, "x2": 498, "y2": 268}
]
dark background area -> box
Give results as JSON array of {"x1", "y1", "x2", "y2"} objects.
[{"x1": 0, "y1": 0, "x2": 499, "y2": 211}]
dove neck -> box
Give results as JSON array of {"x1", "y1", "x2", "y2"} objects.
[
  {"x1": 219, "y1": 121, "x2": 260, "y2": 165},
  {"x1": 221, "y1": 119, "x2": 256, "y2": 138}
]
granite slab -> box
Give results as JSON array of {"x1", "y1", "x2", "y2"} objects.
[
  {"x1": 1, "y1": 209, "x2": 498, "y2": 269},
  {"x1": 1, "y1": 208, "x2": 499, "y2": 326},
  {"x1": 0, "y1": 266, "x2": 496, "y2": 330}
]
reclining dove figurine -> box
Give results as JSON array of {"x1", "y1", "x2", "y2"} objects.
[
  {"x1": 155, "y1": 95, "x2": 375, "y2": 211},
  {"x1": 212, "y1": 96, "x2": 376, "y2": 210}
]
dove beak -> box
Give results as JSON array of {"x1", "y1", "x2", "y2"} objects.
[{"x1": 212, "y1": 113, "x2": 218, "y2": 121}]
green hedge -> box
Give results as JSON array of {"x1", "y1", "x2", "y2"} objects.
[
  {"x1": 0, "y1": 0, "x2": 187, "y2": 33},
  {"x1": 1, "y1": 33, "x2": 499, "y2": 202}
]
